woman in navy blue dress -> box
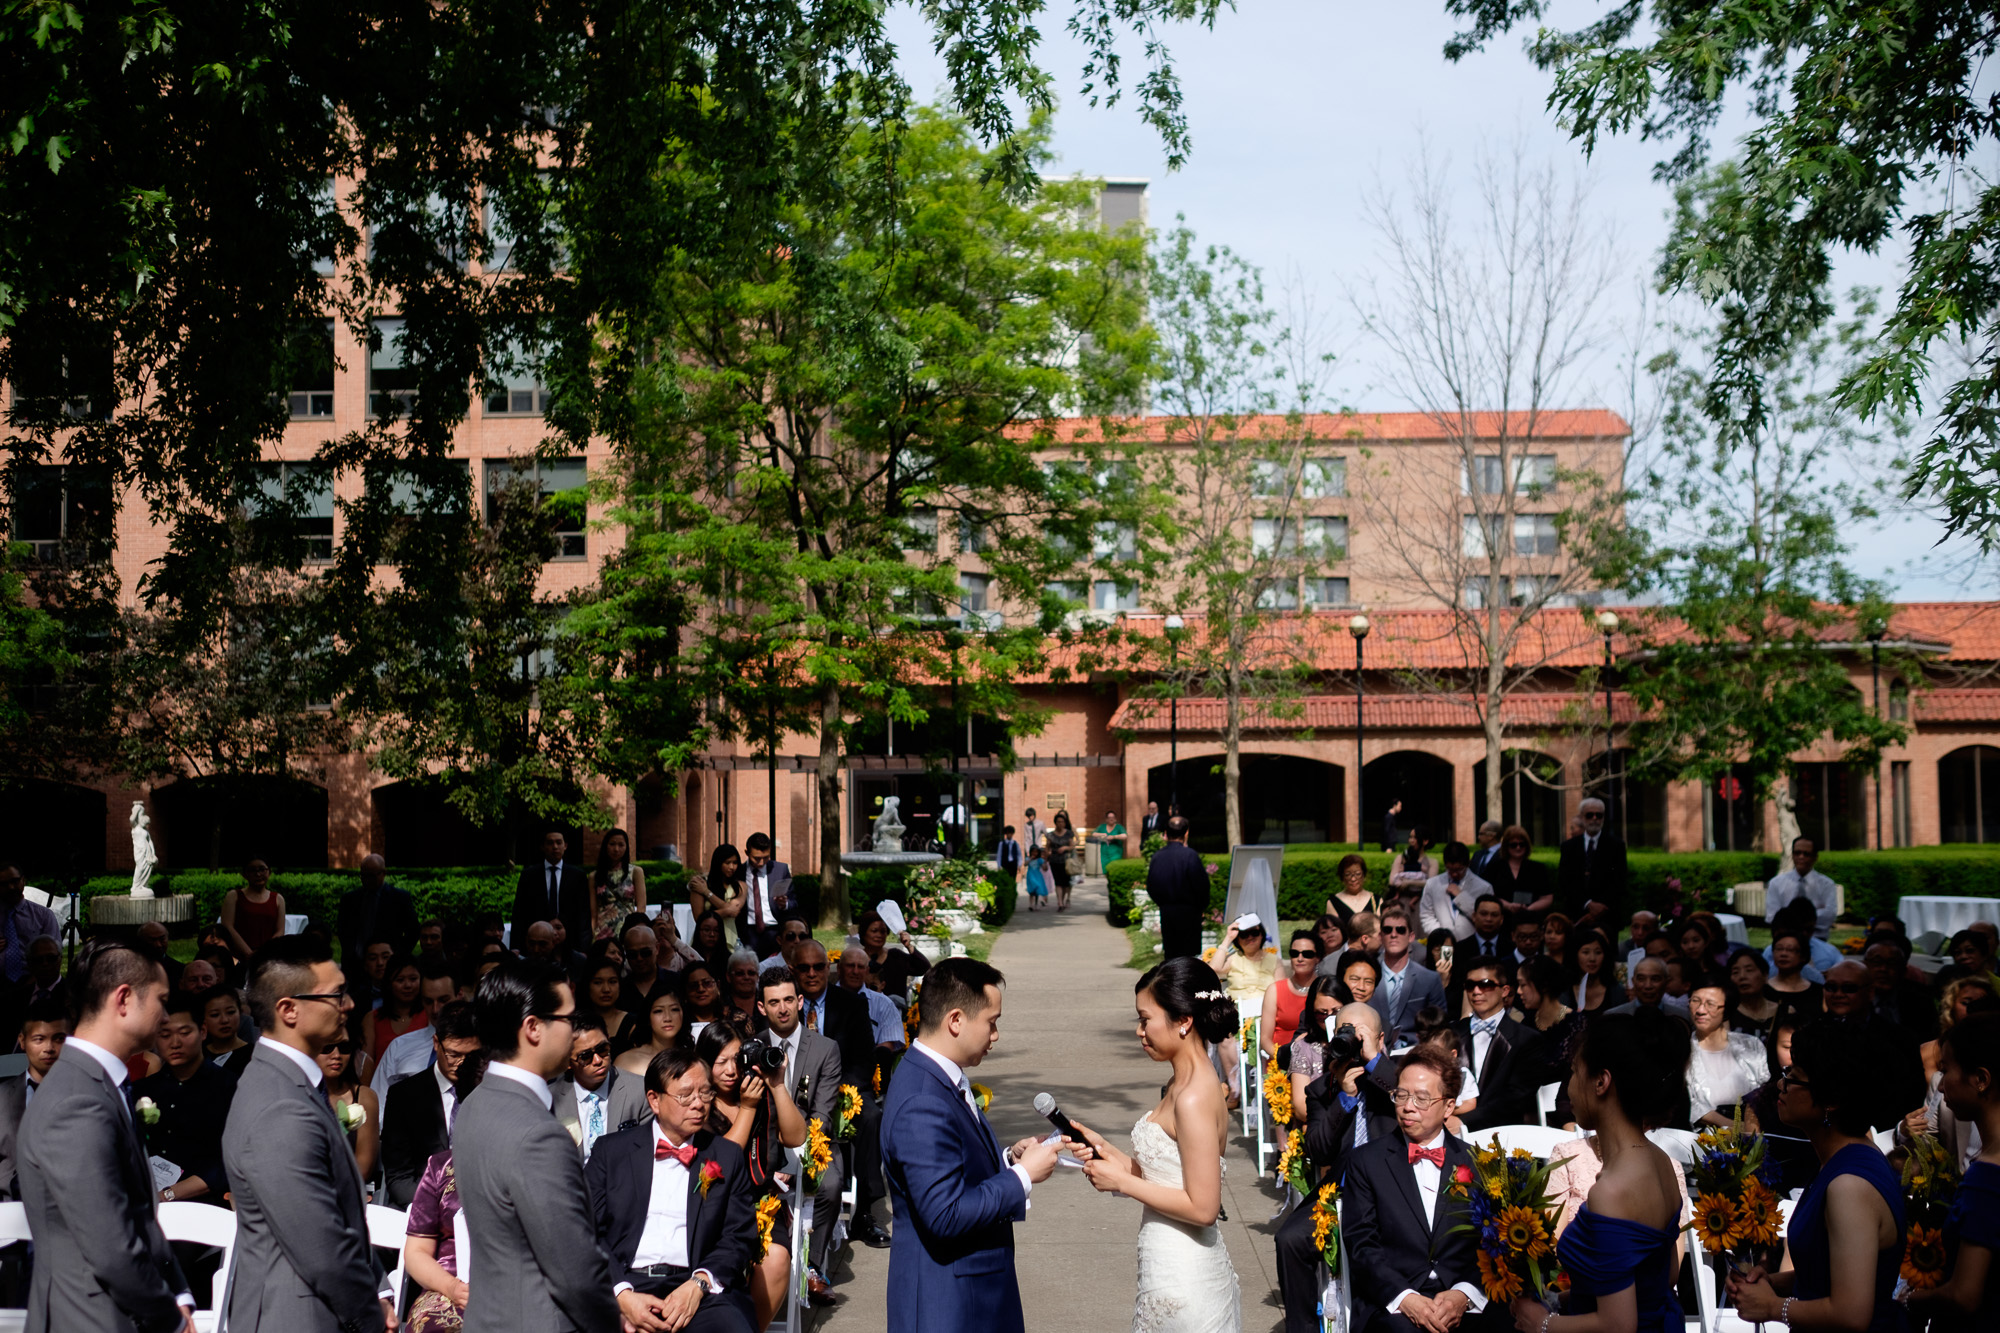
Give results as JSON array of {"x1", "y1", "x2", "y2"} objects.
[
  {"x1": 1729, "y1": 1023, "x2": 1924, "y2": 1333},
  {"x1": 1511, "y1": 1010, "x2": 1690, "y2": 1333},
  {"x1": 1909, "y1": 1010, "x2": 2000, "y2": 1327}
]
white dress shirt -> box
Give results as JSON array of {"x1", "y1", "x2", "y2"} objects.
[
  {"x1": 1387, "y1": 1131, "x2": 1488, "y2": 1316},
  {"x1": 370, "y1": 1024, "x2": 437, "y2": 1101},
  {"x1": 612, "y1": 1123, "x2": 719, "y2": 1297},
  {"x1": 483, "y1": 1059, "x2": 554, "y2": 1111},
  {"x1": 572, "y1": 1077, "x2": 607, "y2": 1158},
  {"x1": 746, "y1": 865, "x2": 777, "y2": 928},
  {"x1": 909, "y1": 1040, "x2": 1033, "y2": 1202},
  {"x1": 1466, "y1": 1013, "x2": 1501, "y2": 1079},
  {"x1": 1763, "y1": 868, "x2": 1840, "y2": 938}
]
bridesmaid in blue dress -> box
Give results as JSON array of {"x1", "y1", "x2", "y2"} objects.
[
  {"x1": 1729, "y1": 1023, "x2": 1923, "y2": 1333},
  {"x1": 1512, "y1": 1010, "x2": 1690, "y2": 1333},
  {"x1": 1909, "y1": 1011, "x2": 2000, "y2": 1326}
]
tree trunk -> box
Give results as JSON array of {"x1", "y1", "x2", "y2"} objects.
[
  {"x1": 1224, "y1": 664, "x2": 1243, "y2": 849},
  {"x1": 1482, "y1": 704, "x2": 1506, "y2": 838},
  {"x1": 817, "y1": 677, "x2": 847, "y2": 930}
]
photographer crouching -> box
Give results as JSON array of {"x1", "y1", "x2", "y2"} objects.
[{"x1": 1275, "y1": 1002, "x2": 1398, "y2": 1333}]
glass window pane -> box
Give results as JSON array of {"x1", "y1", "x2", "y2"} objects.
[
  {"x1": 1301, "y1": 457, "x2": 1346, "y2": 498},
  {"x1": 11, "y1": 467, "x2": 64, "y2": 543},
  {"x1": 1255, "y1": 578, "x2": 1299, "y2": 610},
  {"x1": 1305, "y1": 577, "x2": 1349, "y2": 608},
  {"x1": 370, "y1": 318, "x2": 419, "y2": 417},
  {"x1": 484, "y1": 338, "x2": 548, "y2": 416}
]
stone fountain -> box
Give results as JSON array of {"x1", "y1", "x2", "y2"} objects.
[
  {"x1": 839, "y1": 797, "x2": 944, "y2": 871},
  {"x1": 90, "y1": 800, "x2": 197, "y2": 928}
]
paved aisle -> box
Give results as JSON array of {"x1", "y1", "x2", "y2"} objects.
[{"x1": 824, "y1": 876, "x2": 1288, "y2": 1332}]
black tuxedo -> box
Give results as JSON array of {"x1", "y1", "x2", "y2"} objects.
[
  {"x1": 511, "y1": 859, "x2": 594, "y2": 954},
  {"x1": 1276, "y1": 1055, "x2": 1399, "y2": 1333},
  {"x1": 1556, "y1": 832, "x2": 1627, "y2": 921},
  {"x1": 381, "y1": 1065, "x2": 450, "y2": 1209},
  {"x1": 806, "y1": 984, "x2": 888, "y2": 1217},
  {"x1": 585, "y1": 1125, "x2": 758, "y2": 1332},
  {"x1": 1140, "y1": 812, "x2": 1165, "y2": 837},
  {"x1": 1451, "y1": 1013, "x2": 1534, "y2": 1131},
  {"x1": 1345, "y1": 1132, "x2": 1502, "y2": 1333},
  {"x1": 1147, "y1": 841, "x2": 1211, "y2": 959}
]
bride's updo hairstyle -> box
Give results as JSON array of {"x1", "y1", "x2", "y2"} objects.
[
  {"x1": 1136, "y1": 956, "x2": 1240, "y2": 1044},
  {"x1": 1577, "y1": 1008, "x2": 1691, "y2": 1129}
]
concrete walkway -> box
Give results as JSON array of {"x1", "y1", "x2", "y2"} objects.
[{"x1": 821, "y1": 875, "x2": 1289, "y2": 1332}]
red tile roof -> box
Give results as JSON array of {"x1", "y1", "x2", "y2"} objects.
[
  {"x1": 1013, "y1": 409, "x2": 1633, "y2": 445},
  {"x1": 1913, "y1": 688, "x2": 2000, "y2": 723},
  {"x1": 1110, "y1": 691, "x2": 1643, "y2": 733}
]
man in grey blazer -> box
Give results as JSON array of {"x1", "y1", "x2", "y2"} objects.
[
  {"x1": 455, "y1": 958, "x2": 621, "y2": 1333},
  {"x1": 1366, "y1": 903, "x2": 1447, "y2": 1046},
  {"x1": 17, "y1": 939, "x2": 191, "y2": 1333},
  {"x1": 756, "y1": 963, "x2": 843, "y2": 1302},
  {"x1": 222, "y1": 936, "x2": 393, "y2": 1333},
  {"x1": 551, "y1": 1013, "x2": 635, "y2": 1159}
]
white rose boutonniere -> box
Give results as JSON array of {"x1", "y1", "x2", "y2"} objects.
[
  {"x1": 337, "y1": 1101, "x2": 367, "y2": 1131},
  {"x1": 134, "y1": 1096, "x2": 161, "y2": 1126}
]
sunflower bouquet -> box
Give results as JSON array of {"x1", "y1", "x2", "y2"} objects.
[
  {"x1": 755, "y1": 1194, "x2": 784, "y2": 1259},
  {"x1": 1448, "y1": 1139, "x2": 1566, "y2": 1303},
  {"x1": 1898, "y1": 1134, "x2": 1960, "y2": 1291},
  {"x1": 1310, "y1": 1182, "x2": 1342, "y2": 1273},
  {"x1": 1277, "y1": 1128, "x2": 1312, "y2": 1197},
  {"x1": 836, "y1": 1083, "x2": 863, "y2": 1140},
  {"x1": 803, "y1": 1118, "x2": 835, "y2": 1191},
  {"x1": 1686, "y1": 1112, "x2": 1785, "y2": 1273},
  {"x1": 1265, "y1": 1058, "x2": 1294, "y2": 1127}
]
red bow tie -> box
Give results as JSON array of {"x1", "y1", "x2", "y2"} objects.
[
  {"x1": 656, "y1": 1139, "x2": 697, "y2": 1166},
  {"x1": 1407, "y1": 1142, "x2": 1446, "y2": 1167}
]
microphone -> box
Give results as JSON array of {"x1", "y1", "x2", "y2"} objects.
[{"x1": 1033, "y1": 1092, "x2": 1079, "y2": 1141}]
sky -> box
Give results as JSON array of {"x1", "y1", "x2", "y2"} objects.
[{"x1": 885, "y1": 1, "x2": 1991, "y2": 601}]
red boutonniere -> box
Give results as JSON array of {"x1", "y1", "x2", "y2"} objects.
[
  {"x1": 699, "y1": 1160, "x2": 724, "y2": 1196},
  {"x1": 1453, "y1": 1165, "x2": 1474, "y2": 1186}
]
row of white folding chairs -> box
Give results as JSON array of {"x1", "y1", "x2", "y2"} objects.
[
  {"x1": 0, "y1": 1199, "x2": 413, "y2": 1333},
  {"x1": 1236, "y1": 995, "x2": 1275, "y2": 1175}
]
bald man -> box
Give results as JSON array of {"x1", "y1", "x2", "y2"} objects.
[{"x1": 338, "y1": 854, "x2": 417, "y2": 964}]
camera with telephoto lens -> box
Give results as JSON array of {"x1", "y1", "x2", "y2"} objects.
[
  {"x1": 1322, "y1": 1022, "x2": 1364, "y2": 1068},
  {"x1": 738, "y1": 1038, "x2": 786, "y2": 1075}
]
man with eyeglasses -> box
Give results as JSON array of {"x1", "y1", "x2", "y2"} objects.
[
  {"x1": 223, "y1": 935, "x2": 395, "y2": 1333},
  {"x1": 762, "y1": 918, "x2": 814, "y2": 970},
  {"x1": 454, "y1": 958, "x2": 620, "y2": 1332},
  {"x1": 584, "y1": 1050, "x2": 760, "y2": 1333},
  {"x1": 381, "y1": 1001, "x2": 482, "y2": 1208},
  {"x1": 552, "y1": 1012, "x2": 627, "y2": 1163},
  {"x1": 1764, "y1": 836, "x2": 1840, "y2": 940},
  {"x1": 1450, "y1": 958, "x2": 1535, "y2": 1131},
  {"x1": 1343, "y1": 1047, "x2": 1496, "y2": 1333},
  {"x1": 1367, "y1": 905, "x2": 1445, "y2": 1046},
  {"x1": 619, "y1": 923, "x2": 671, "y2": 1013},
  {"x1": 1556, "y1": 797, "x2": 1625, "y2": 929},
  {"x1": 370, "y1": 959, "x2": 466, "y2": 1102}
]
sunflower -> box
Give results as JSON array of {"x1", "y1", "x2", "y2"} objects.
[
  {"x1": 1901, "y1": 1225, "x2": 1947, "y2": 1290},
  {"x1": 755, "y1": 1194, "x2": 784, "y2": 1259},
  {"x1": 1311, "y1": 1184, "x2": 1341, "y2": 1269},
  {"x1": 1265, "y1": 1067, "x2": 1294, "y2": 1125},
  {"x1": 872, "y1": 1065, "x2": 884, "y2": 1097},
  {"x1": 1510, "y1": 1148, "x2": 1535, "y2": 1161},
  {"x1": 1277, "y1": 1129, "x2": 1310, "y2": 1195},
  {"x1": 837, "y1": 1083, "x2": 863, "y2": 1139},
  {"x1": 1691, "y1": 1193, "x2": 1741, "y2": 1253},
  {"x1": 1485, "y1": 1174, "x2": 1505, "y2": 1201},
  {"x1": 1734, "y1": 1182, "x2": 1781, "y2": 1246},
  {"x1": 804, "y1": 1118, "x2": 835, "y2": 1189},
  {"x1": 1497, "y1": 1205, "x2": 1551, "y2": 1259},
  {"x1": 1477, "y1": 1249, "x2": 1523, "y2": 1302}
]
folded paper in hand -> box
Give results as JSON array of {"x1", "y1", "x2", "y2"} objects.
[
  {"x1": 148, "y1": 1155, "x2": 181, "y2": 1193},
  {"x1": 877, "y1": 901, "x2": 907, "y2": 936}
]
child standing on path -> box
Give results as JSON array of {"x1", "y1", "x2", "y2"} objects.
[{"x1": 1025, "y1": 845, "x2": 1050, "y2": 911}]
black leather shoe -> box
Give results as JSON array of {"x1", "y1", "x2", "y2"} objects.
[{"x1": 853, "y1": 1216, "x2": 891, "y2": 1248}]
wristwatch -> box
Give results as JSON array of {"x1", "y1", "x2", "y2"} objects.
[
  {"x1": 161, "y1": 1186, "x2": 176, "y2": 1202},
  {"x1": 693, "y1": 1271, "x2": 721, "y2": 1296}
]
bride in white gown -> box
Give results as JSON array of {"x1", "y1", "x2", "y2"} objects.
[{"x1": 1063, "y1": 955, "x2": 1243, "y2": 1333}]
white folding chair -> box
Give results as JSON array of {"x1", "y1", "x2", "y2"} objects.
[
  {"x1": 365, "y1": 1204, "x2": 410, "y2": 1318},
  {"x1": 1318, "y1": 1196, "x2": 1349, "y2": 1333},
  {"x1": 1686, "y1": 1243, "x2": 1719, "y2": 1333},
  {"x1": 1479, "y1": 1125, "x2": 1579, "y2": 1158},
  {"x1": 453, "y1": 1210, "x2": 472, "y2": 1288},
  {"x1": 0, "y1": 1202, "x2": 27, "y2": 1333},
  {"x1": 1647, "y1": 1127, "x2": 1700, "y2": 1165},
  {"x1": 1871, "y1": 1128, "x2": 1896, "y2": 1154},
  {"x1": 1535, "y1": 1080, "x2": 1561, "y2": 1127},
  {"x1": 157, "y1": 1200, "x2": 237, "y2": 1333},
  {"x1": 1777, "y1": 1198, "x2": 1795, "y2": 1238}
]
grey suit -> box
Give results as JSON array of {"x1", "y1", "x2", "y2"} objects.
[
  {"x1": 772, "y1": 1026, "x2": 843, "y2": 1272},
  {"x1": 453, "y1": 1070, "x2": 621, "y2": 1333},
  {"x1": 0, "y1": 1070, "x2": 27, "y2": 1200},
  {"x1": 17, "y1": 1050, "x2": 189, "y2": 1333},
  {"x1": 552, "y1": 1067, "x2": 636, "y2": 1157},
  {"x1": 222, "y1": 1042, "x2": 387, "y2": 1333}
]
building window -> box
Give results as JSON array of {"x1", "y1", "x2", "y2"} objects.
[
  {"x1": 1301, "y1": 457, "x2": 1346, "y2": 498},
  {"x1": 959, "y1": 573, "x2": 999, "y2": 628},
  {"x1": 366, "y1": 459, "x2": 470, "y2": 559},
  {"x1": 485, "y1": 457, "x2": 586, "y2": 559},
  {"x1": 484, "y1": 339, "x2": 549, "y2": 416},
  {"x1": 1303, "y1": 516, "x2": 1348, "y2": 559},
  {"x1": 368, "y1": 318, "x2": 421, "y2": 418},
  {"x1": 1093, "y1": 523, "x2": 1137, "y2": 562},
  {"x1": 1046, "y1": 580, "x2": 1086, "y2": 605},
  {"x1": 900, "y1": 509, "x2": 938, "y2": 552},
  {"x1": 371, "y1": 191, "x2": 468, "y2": 271},
  {"x1": 7, "y1": 312, "x2": 112, "y2": 422},
  {"x1": 1889, "y1": 680, "x2": 1909, "y2": 721},
  {"x1": 1467, "y1": 456, "x2": 1506, "y2": 495},
  {"x1": 1252, "y1": 517, "x2": 1295, "y2": 557},
  {"x1": 1512, "y1": 514, "x2": 1559, "y2": 556},
  {"x1": 1509, "y1": 574, "x2": 1559, "y2": 606},
  {"x1": 1092, "y1": 580, "x2": 1141, "y2": 612},
  {"x1": 1254, "y1": 578, "x2": 1299, "y2": 610},
  {"x1": 284, "y1": 320, "x2": 336, "y2": 419},
  {"x1": 1463, "y1": 576, "x2": 1496, "y2": 609},
  {"x1": 249, "y1": 463, "x2": 335, "y2": 563},
  {"x1": 958, "y1": 512, "x2": 987, "y2": 554},
  {"x1": 1250, "y1": 461, "x2": 1291, "y2": 498},
  {"x1": 1305, "y1": 577, "x2": 1350, "y2": 608},
  {"x1": 1467, "y1": 453, "x2": 1558, "y2": 495},
  {"x1": 1463, "y1": 514, "x2": 1503, "y2": 558},
  {"x1": 10, "y1": 465, "x2": 114, "y2": 564},
  {"x1": 308, "y1": 177, "x2": 340, "y2": 277},
  {"x1": 1892, "y1": 760, "x2": 1911, "y2": 847}
]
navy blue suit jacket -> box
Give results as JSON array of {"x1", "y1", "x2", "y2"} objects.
[{"x1": 879, "y1": 1048, "x2": 1027, "y2": 1333}]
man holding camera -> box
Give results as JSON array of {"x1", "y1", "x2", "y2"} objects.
[
  {"x1": 755, "y1": 965, "x2": 843, "y2": 1303},
  {"x1": 1275, "y1": 1003, "x2": 1397, "y2": 1333}
]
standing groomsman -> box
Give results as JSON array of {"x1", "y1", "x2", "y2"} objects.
[
  {"x1": 455, "y1": 959, "x2": 620, "y2": 1332},
  {"x1": 223, "y1": 936, "x2": 393, "y2": 1333},
  {"x1": 18, "y1": 940, "x2": 192, "y2": 1333}
]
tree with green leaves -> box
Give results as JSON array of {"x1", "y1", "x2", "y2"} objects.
[
  {"x1": 1605, "y1": 281, "x2": 1912, "y2": 848},
  {"x1": 1441, "y1": 0, "x2": 2000, "y2": 548},
  {"x1": 570, "y1": 107, "x2": 1150, "y2": 923}
]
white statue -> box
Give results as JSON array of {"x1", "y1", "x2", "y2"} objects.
[
  {"x1": 129, "y1": 802, "x2": 156, "y2": 899},
  {"x1": 871, "y1": 797, "x2": 906, "y2": 853}
]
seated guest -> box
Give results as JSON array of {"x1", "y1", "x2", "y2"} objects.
[
  {"x1": 382, "y1": 1001, "x2": 483, "y2": 1209},
  {"x1": 1727, "y1": 1023, "x2": 1923, "y2": 1332},
  {"x1": 681, "y1": 963, "x2": 725, "y2": 1035},
  {"x1": 654, "y1": 914, "x2": 702, "y2": 973},
  {"x1": 1285, "y1": 977, "x2": 1347, "y2": 1125},
  {"x1": 1261, "y1": 931, "x2": 1322, "y2": 1058},
  {"x1": 368, "y1": 954, "x2": 427, "y2": 1061},
  {"x1": 1368, "y1": 905, "x2": 1445, "y2": 1045},
  {"x1": 764, "y1": 919, "x2": 814, "y2": 970},
  {"x1": 1510, "y1": 915, "x2": 1543, "y2": 968},
  {"x1": 1662, "y1": 956, "x2": 1695, "y2": 1005},
  {"x1": 0, "y1": 995, "x2": 67, "y2": 1199},
  {"x1": 614, "y1": 982, "x2": 693, "y2": 1080},
  {"x1": 1618, "y1": 909, "x2": 1659, "y2": 965},
  {"x1": 404, "y1": 1142, "x2": 470, "y2": 1333},
  {"x1": 1204, "y1": 915, "x2": 1279, "y2": 1007},
  {"x1": 1763, "y1": 900, "x2": 1842, "y2": 981},
  {"x1": 1462, "y1": 895, "x2": 1509, "y2": 961},
  {"x1": 1452, "y1": 957, "x2": 1537, "y2": 1131},
  {"x1": 14, "y1": 936, "x2": 62, "y2": 1013},
  {"x1": 1686, "y1": 976, "x2": 1769, "y2": 1127},
  {"x1": 1512, "y1": 1011, "x2": 1691, "y2": 1333},
  {"x1": 1567, "y1": 927, "x2": 1625, "y2": 1014},
  {"x1": 1337, "y1": 952, "x2": 1381, "y2": 1007},
  {"x1": 722, "y1": 950, "x2": 763, "y2": 1025},
  {"x1": 1923, "y1": 973, "x2": 1997, "y2": 1080},
  {"x1": 691, "y1": 913, "x2": 731, "y2": 972},
  {"x1": 1864, "y1": 938, "x2": 1940, "y2": 1041},
  {"x1": 0, "y1": 865, "x2": 59, "y2": 988},
  {"x1": 1906, "y1": 1012, "x2": 2000, "y2": 1327},
  {"x1": 1723, "y1": 947, "x2": 1779, "y2": 1035},
  {"x1": 1347, "y1": 912, "x2": 1381, "y2": 957},
  {"x1": 1341, "y1": 1046, "x2": 1500, "y2": 1333},
  {"x1": 178, "y1": 957, "x2": 222, "y2": 996},
  {"x1": 197, "y1": 985, "x2": 251, "y2": 1070},
  {"x1": 370, "y1": 964, "x2": 467, "y2": 1100},
  {"x1": 1673, "y1": 917, "x2": 1723, "y2": 973},
  {"x1": 578, "y1": 950, "x2": 632, "y2": 1052},
  {"x1": 1409, "y1": 1014, "x2": 1480, "y2": 1128},
  {"x1": 345, "y1": 938, "x2": 394, "y2": 1038},
  {"x1": 1607, "y1": 956, "x2": 1690, "y2": 1021},
  {"x1": 1310, "y1": 916, "x2": 1348, "y2": 979},
  {"x1": 1418, "y1": 842, "x2": 1488, "y2": 942},
  {"x1": 1933, "y1": 928, "x2": 1997, "y2": 990},
  {"x1": 1517, "y1": 954, "x2": 1585, "y2": 1126},
  {"x1": 856, "y1": 911, "x2": 930, "y2": 1000},
  {"x1": 755, "y1": 965, "x2": 842, "y2": 1303},
  {"x1": 583, "y1": 1050, "x2": 761, "y2": 1333},
  {"x1": 553, "y1": 1013, "x2": 629, "y2": 1161},
  {"x1": 1541, "y1": 912, "x2": 1574, "y2": 972},
  {"x1": 699, "y1": 1018, "x2": 806, "y2": 1327},
  {"x1": 618, "y1": 923, "x2": 673, "y2": 1013},
  {"x1": 317, "y1": 1036, "x2": 380, "y2": 1182},
  {"x1": 416, "y1": 918, "x2": 446, "y2": 957}
]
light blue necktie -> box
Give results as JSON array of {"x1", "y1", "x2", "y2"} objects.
[
  {"x1": 584, "y1": 1090, "x2": 604, "y2": 1153},
  {"x1": 1470, "y1": 1017, "x2": 1499, "y2": 1037}
]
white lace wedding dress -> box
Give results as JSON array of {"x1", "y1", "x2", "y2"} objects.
[{"x1": 1131, "y1": 1113, "x2": 1241, "y2": 1333}]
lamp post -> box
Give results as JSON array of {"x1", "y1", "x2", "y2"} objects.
[
  {"x1": 1868, "y1": 620, "x2": 1885, "y2": 849},
  {"x1": 1596, "y1": 610, "x2": 1619, "y2": 831},
  {"x1": 1165, "y1": 614, "x2": 1184, "y2": 813},
  {"x1": 1350, "y1": 613, "x2": 1370, "y2": 853}
]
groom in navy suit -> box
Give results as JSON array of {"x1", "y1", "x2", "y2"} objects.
[{"x1": 880, "y1": 958, "x2": 1058, "y2": 1333}]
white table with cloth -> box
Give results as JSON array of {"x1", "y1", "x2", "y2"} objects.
[
  {"x1": 1713, "y1": 912, "x2": 1749, "y2": 945},
  {"x1": 1898, "y1": 895, "x2": 2000, "y2": 940}
]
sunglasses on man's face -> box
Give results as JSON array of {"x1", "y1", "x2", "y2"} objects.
[
  {"x1": 1466, "y1": 978, "x2": 1504, "y2": 991},
  {"x1": 574, "y1": 1043, "x2": 612, "y2": 1063},
  {"x1": 1381, "y1": 925, "x2": 1410, "y2": 936}
]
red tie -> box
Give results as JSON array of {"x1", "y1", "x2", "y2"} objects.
[
  {"x1": 1408, "y1": 1142, "x2": 1446, "y2": 1167},
  {"x1": 656, "y1": 1139, "x2": 697, "y2": 1166}
]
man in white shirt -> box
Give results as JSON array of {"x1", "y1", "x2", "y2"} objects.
[
  {"x1": 1418, "y1": 842, "x2": 1490, "y2": 942},
  {"x1": 1764, "y1": 837, "x2": 1841, "y2": 939},
  {"x1": 738, "y1": 834, "x2": 794, "y2": 956}
]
